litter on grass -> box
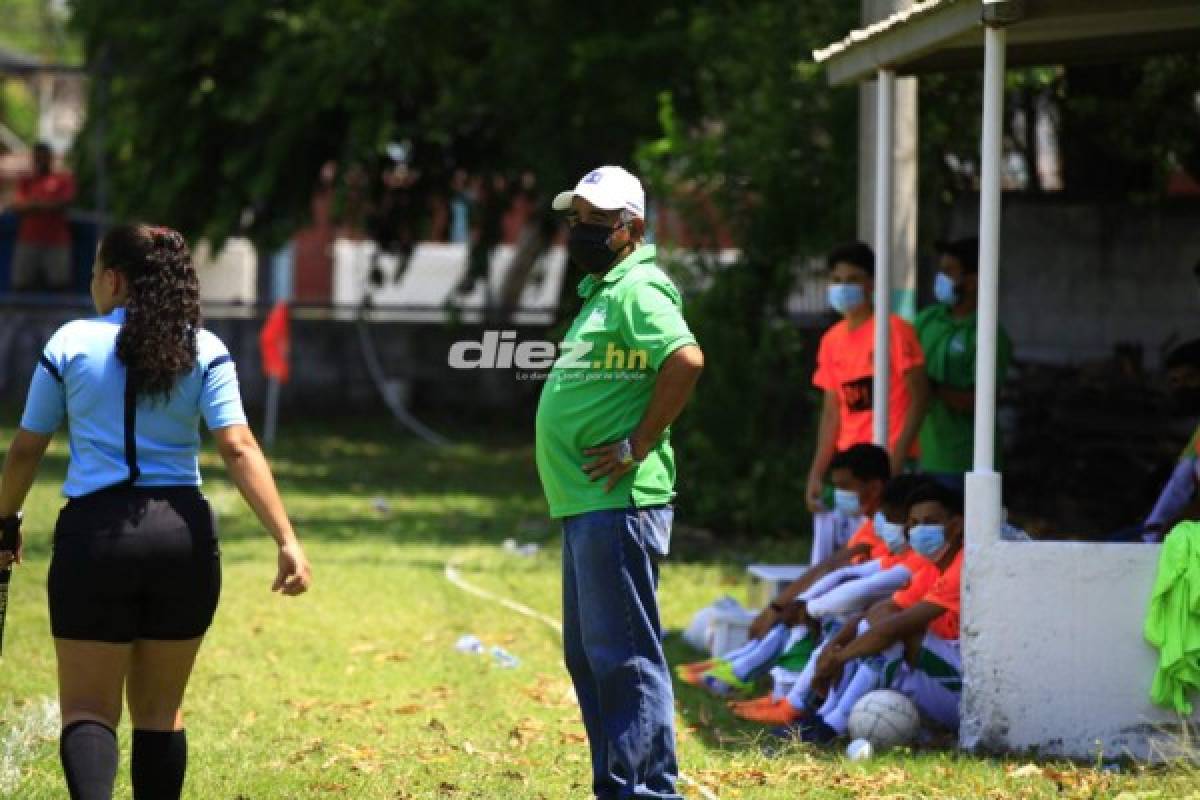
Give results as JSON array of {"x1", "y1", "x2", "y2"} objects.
[
  {"x1": 455, "y1": 635, "x2": 485, "y2": 655},
  {"x1": 491, "y1": 646, "x2": 521, "y2": 669},
  {"x1": 454, "y1": 635, "x2": 521, "y2": 668},
  {"x1": 502, "y1": 538, "x2": 540, "y2": 557}
]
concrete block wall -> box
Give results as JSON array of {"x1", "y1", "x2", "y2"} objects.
[
  {"x1": 0, "y1": 308, "x2": 73, "y2": 402},
  {"x1": 948, "y1": 199, "x2": 1200, "y2": 366},
  {"x1": 0, "y1": 307, "x2": 551, "y2": 421}
]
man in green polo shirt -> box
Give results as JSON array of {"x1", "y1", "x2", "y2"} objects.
[
  {"x1": 915, "y1": 236, "x2": 1012, "y2": 489},
  {"x1": 536, "y1": 165, "x2": 703, "y2": 800}
]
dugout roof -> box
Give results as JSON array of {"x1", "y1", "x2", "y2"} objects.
[
  {"x1": 814, "y1": 0, "x2": 1200, "y2": 86},
  {"x1": 810, "y1": 0, "x2": 1200, "y2": 761}
]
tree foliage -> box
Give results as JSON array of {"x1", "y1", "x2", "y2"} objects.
[
  {"x1": 636, "y1": 2, "x2": 859, "y2": 535},
  {"x1": 1057, "y1": 56, "x2": 1200, "y2": 200},
  {"x1": 67, "y1": 0, "x2": 861, "y2": 536},
  {"x1": 0, "y1": 0, "x2": 77, "y2": 145},
  {"x1": 918, "y1": 54, "x2": 1200, "y2": 236},
  {"x1": 66, "y1": 2, "x2": 1200, "y2": 538},
  {"x1": 68, "y1": 0, "x2": 702, "y2": 246},
  {"x1": 0, "y1": 0, "x2": 76, "y2": 62}
]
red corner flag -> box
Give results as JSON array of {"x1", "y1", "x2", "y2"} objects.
[{"x1": 260, "y1": 302, "x2": 291, "y2": 384}]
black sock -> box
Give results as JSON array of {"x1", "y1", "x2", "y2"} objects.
[
  {"x1": 132, "y1": 728, "x2": 187, "y2": 800},
  {"x1": 60, "y1": 720, "x2": 118, "y2": 800}
]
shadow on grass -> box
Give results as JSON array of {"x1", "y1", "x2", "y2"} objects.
[
  {"x1": 202, "y1": 416, "x2": 550, "y2": 550},
  {"x1": 2, "y1": 415, "x2": 549, "y2": 560},
  {"x1": 664, "y1": 632, "x2": 780, "y2": 755},
  {"x1": 9, "y1": 413, "x2": 813, "y2": 572}
]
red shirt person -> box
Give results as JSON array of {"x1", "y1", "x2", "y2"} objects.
[
  {"x1": 11, "y1": 142, "x2": 76, "y2": 291},
  {"x1": 805, "y1": 242, "x2": 929, "y2": 513}
]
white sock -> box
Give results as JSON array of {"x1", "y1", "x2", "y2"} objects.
[
  {"x1": 730, "y1": 624, "x2": 792, "y2": 680},
  {"x1": 823, "y1": 661, "x2": 882, "y2": 735}
]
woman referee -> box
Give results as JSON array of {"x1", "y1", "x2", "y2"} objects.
[{"x1": 0, "y1": 224, "x2": 312, "y2": 800}]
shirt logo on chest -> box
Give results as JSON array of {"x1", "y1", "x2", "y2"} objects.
[
  {"x1": 581, "y1": 305, "x2": 608, "y2": 330},
  {"x1": 843, "y1": 376, "x2": 874, "y2": 412}
]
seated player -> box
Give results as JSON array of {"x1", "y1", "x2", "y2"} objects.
[
  {"x1": 729, "y1": 474, "x2": 930, "y2": 723},
  {"x1": 808, "y1": 491, "x2": 868, "y2": 566},
  {"x1": 783, "y1": 475, "x2": 932, "y2": 626},
  {"x1": 1136, "y1": 339, "x2": 1200, "y2": 542},
  {"x1": 750, "y1": 444, "x2": 895, "y2": 633},
  {"x1": 785, "y1": 481, "x2": 964, "y2": 744},
  {"x1": 676, "y1": 444, "x2": 892, "y2": 691}
]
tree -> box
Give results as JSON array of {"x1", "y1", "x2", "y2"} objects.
[
  {"x1": 917, "y1": 55, "x2": 1200, "y2": 223},
  {"x1": 67, "y1": 0, "x2": 862, "y2": 537},
  {"x1": 636, "y1": 1, "x2": 860, "y2": 535},
  {"x1": 1, "y1": 0, "x2": 76, "y2": 62},
  {"x1": 68, "y1": 0, "x2": 700, "y2": 248},
  {"x1": 0, "y1": 0, "x2": 78, "y2": 146},
  {"x1": 1057, "y1": 56, "x2": 1200, "y2": 201}
]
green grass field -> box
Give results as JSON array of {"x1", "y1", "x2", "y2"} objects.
[{"x1": 1, "y1": 418, "x2": 1196, "y2": 799}]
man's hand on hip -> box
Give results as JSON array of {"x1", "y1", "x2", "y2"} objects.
[{"x1": 582, "y1": 436, "x2": 645, "y2": 492}]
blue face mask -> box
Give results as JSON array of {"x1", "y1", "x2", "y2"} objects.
[
  {"x1": 909, "y1": 524, "x2": 946, "y2": 559},
  {"x1": 833, "y1": 488, "x2": 862, "y2": 517},
  {"x1": 874, "y1": 512, "x2": 907, "y2": 554},
  {"x1": 933, "y1": 272, "x2": 959, "y2": 306},
  {"x1": 827, "y1": 283, "x2": 866, "y2": 315}
]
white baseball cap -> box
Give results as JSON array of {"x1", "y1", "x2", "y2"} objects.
[{"x1": 552, "y1": 166, "x2": 646, "y2": 219}]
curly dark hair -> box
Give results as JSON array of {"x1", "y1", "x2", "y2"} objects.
[{"x1": 100, "y1": 223, "x2": 201, "y2": 400}]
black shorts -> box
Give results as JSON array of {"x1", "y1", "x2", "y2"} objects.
[{"x1": 48, "y1": 486, "x2": 221, "y2": 643}]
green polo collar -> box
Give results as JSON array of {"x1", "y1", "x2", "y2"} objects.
[{"x1": 576, "y1": 244, "x2": 658, "y2": 299}]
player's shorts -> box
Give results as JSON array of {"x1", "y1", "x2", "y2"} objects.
[{"x1": 48, "y1": 486, "x2": 221, "y2": 642}]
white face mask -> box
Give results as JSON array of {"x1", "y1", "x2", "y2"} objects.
[
  {"x1": 827, "y1": 283, "x2": 866, "y2": 315},
  {"x1": 934, "y1": 272, "x2": 959, "y2": 306},
  {"x1": 909, "y1": 524, "x2": 947, "y2": 560},
  {"x1": 833, "y1": 488, "x2": 862, "y2": 517},
  {"x1": 874, "y1": 512, "x2": 907, "y2": 554}
]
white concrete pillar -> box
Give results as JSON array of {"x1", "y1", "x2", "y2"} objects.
[
  {"x1": 858, "y1": 0, "x2": 918, "y2": 319},
  {"x1": 873, "y1": 69, "x2": 895, "y2": 447},
  {"x1": 972, "y1": 25, "x2": 1007, "y2": 476},
  {"x1": 961, "y1": 20, "x2": 1009, "y2": 755},
  {"x1": 960, "y1": 468, "x2": 1004, "y2": 754}
]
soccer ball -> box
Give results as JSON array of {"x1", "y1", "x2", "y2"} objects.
[{"x1": 847, "y1": 690, "x2": 920, "y2": 750}]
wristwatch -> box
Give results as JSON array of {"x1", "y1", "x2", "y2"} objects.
[{"x1": 615, "y1": 437, "x2": 643, "y2": 467}]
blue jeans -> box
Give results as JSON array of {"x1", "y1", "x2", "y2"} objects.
[{"x1": 561, "y1": 506, "x2": 681, "y2": 800}]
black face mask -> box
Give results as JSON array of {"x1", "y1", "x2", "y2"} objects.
[{"x1": 567, "y1": 222, "x2": 619, "y2": 273}]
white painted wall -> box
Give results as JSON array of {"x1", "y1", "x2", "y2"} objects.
[
  {"x1": 35, "y1": 73, "x2": 85, "y2": 157},
  {"x1": 962, "y1": 520, "x2": 1199, "y2": 760},
  {"x1": 194, "y1": 238, "x2": 257, "y2": 305},
  {"x1": 194, "y1": 237, "x2": 749, "y2": 321},
  {"x1": 332, "y1": 240, "x2": 567, "y2": 323}
]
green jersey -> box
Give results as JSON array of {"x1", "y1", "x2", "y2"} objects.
[
  {"x1": 535, "y1": 245, "x2": 698, "y2": 519},
  {"x1": 915, "y1": 303, "x2": 1012, "y2": 473}
]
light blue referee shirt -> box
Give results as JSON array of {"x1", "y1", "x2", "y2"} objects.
[{"x1": 19, "y1": 307, "x2": 248, "y2": 498}]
